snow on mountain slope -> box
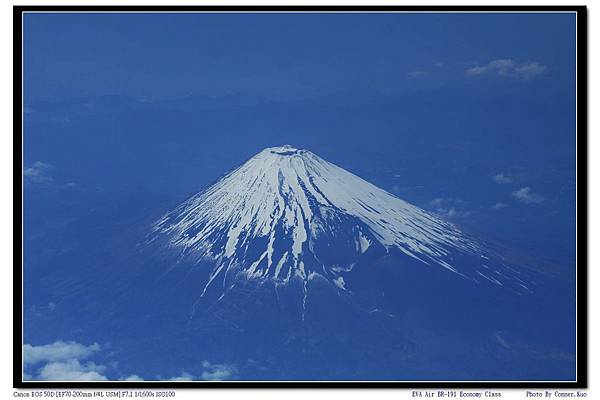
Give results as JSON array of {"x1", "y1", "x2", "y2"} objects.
[{"x1": 151, "y1": 145, "x2": 533, "y2": 299}]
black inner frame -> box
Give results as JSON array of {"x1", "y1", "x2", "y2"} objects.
[{"x1": 13, "y1": 5, "x2": 588, "y2": 389}]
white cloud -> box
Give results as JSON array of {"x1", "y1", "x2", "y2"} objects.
[
  {"x1": 167, "y1": 372, "x2": 196, "y2": 381},
  {"x1": 437, "y1": 207, "x2": 471, "y2": 218},
  {"x1": 200, "y1": 360, "x2": 236, "y2": 381},
  {"x1": 512, "y1": 187, "x2": 544, "y2": 204},
  {"x1": 407, "y1": 70, "x2": 428, "y2": 78},
  {"x1": 495, "y1": 331, "x2": 511, "y2": 349},
  {"x1": 492, "y1": 173, "x2": 513, "y2": 184},
  {"x1": 491, "y1": 202, "x2": 509, "y2": 210},
  {"x1": 434, "y1": 62, "x2": 445, "y2": 68},
  {"x1": 513, "y1": 62, "x2": 548, "y2": 79},
  {"x1": 429, "y1": 198, "x2": 470, "y2": 218},
  {"x1": 466, "y1": 59, "x2": 547, "y2": 80},
  {"x1": 37, "y1": 360, "x2": 107, "y2": 381},
  {"x1": 121, "y1": 374, "x2": 144, "y2": 381},
  {"x1": 429, "y1": 197, "x2": 445, "y2": 207},
  {"x1": 24, "y1": 341, "x2": 235, "y2": 382},
  {"x1": 164, "y1": 362, "x2": 236, "y2": 381},
  {"x1": 23, "y1": 341, "x2": 101, "y2": 366},
  {"x1": 24, "y1": 341, "x2": 108, "y2": 381},
  {"x1": 24, "y1": 161, "x2": 54, "y2": 184}
]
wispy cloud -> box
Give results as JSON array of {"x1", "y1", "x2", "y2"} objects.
[
  {"x1": 163, "y1": 362, "x2": 236, "y2": 381},
  {"x1": 24, "y1": 161, "x2": 54, "y2": 184},
  {"x1": 429, "y1": 198, "x2": 446, "y2": 207},
  {"x1": 491, "y1": 202, "x2": 509, "y2": 210},
  {"x1": 167, "y1": 372, "x2": 196, "y2": 381},
  {"x1": 429, "y1": 198, "x2": 471, "y2": 218},
  {"x1": 492, "y1": 173, "x2": 513, "y2": 184},
  {"x1": 121, "y1": 374, "x2": 144, "y2": 381},
  {"x1": 434, "y1": 62, "x2": 444, "y2": 68},
  {"x1": 407, "y1": 70, "x2": 428, "y2": 78},
  {"x1": 512, "y1": 187, "x2": 544, "y2": 204},
  {"x1": 438, "y1": 207, "x2": 471, "y2": 218},
  {"x1": 466, "y1": 59, "x2": 547, "y2": 80},
  {"x1": 200, "y1": 360, "x2": 236, "y2": 381}
]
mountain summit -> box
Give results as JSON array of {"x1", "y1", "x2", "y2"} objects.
[{"x1": 151, "y1": 146, "x2": 532, "y2": 300}]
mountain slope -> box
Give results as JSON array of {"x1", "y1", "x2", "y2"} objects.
[{"x1": 151, "y1": 146, "x2": 534, "y2": 302}]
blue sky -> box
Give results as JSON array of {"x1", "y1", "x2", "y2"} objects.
[{"x1": 24, "y1": 12, "x2": 575, "y2": 101}]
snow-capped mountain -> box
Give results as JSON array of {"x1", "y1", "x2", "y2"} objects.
[
  {"x1": 151, "y1": 145, "x2": 533, "y2": 301},
  {"x1": 24, "y1": 143, "x2": 572, "y2": 381}
]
